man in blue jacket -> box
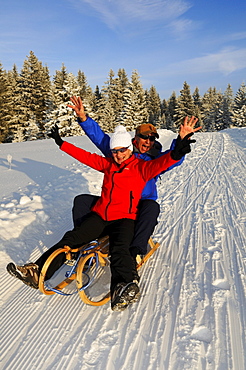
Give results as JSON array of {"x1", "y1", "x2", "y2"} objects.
[{"x1": 68, "y1": 97, "x2": 193, "y2": 279}]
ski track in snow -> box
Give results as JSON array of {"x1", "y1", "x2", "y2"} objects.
[{"x1": 0, "y1": 129, "x2": 245, "y2": 370}]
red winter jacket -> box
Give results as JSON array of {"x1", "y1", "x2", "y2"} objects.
[{"x1": 61, "y1": 142, "x2": 178, "y2": 221}]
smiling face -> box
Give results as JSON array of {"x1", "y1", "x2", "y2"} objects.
[
  {"x1": 135, "y1": 134, "x2": 156, "y2": 153},
  {"x1": 111, "y1": 147, "x2": 132, "y2": 165}
]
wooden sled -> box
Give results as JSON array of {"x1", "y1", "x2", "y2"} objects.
[{"x1": 39, "y1": 236, "x2": 160, "y2": 306}]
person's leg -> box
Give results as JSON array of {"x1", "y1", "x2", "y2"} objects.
[
  {"x1": 130, "y1": 199, "x2": 160, "y2": 257},
  {"x1": 108, "y1": 219, "x2": 141, "y2": 311},
  {"x1": 108, "y1": 219, "x2": 135, "y2": 294},
  {"x1": 72, "y1": 194, "x2": 100, "y2": 227},
  {"x1": 35, "y1": 212, "x2": 106, "y2": 279},
  {"x1": 7, "y1": 213, "x2": 107, "y2": 286}
]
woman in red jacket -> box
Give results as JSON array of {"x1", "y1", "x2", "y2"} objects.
[{"x1": 7, "y1": 119, "x2": 200, "y2": 311}]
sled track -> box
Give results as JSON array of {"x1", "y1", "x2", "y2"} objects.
[
  {"x1": 150, "y1": 131, "x2": 246, "y2": 369},
  {"x1": 1, "y1": 130, "x2": 245, "y2": 370},
  {"x1": 159, "y1": 132, "x2": 225, "y2": 239},
  {"x1": 159, "y1": 133, "x2": 215, "y2": 204}
]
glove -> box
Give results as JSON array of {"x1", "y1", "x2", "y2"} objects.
[
  {"x1": 48, "y1": 124, "x2": 64, "y2": 147},
  {"x1": 171, "y1": 132, "x2": 196, "y2": 160}
]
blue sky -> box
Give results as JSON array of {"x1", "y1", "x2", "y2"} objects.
[{"x1": 1, "y1": 0, "x2": 245, "y2": 99}]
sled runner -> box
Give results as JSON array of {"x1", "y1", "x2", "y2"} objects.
[{"x1": 38, "y1": 236, "x2": 160, "y2": 306}]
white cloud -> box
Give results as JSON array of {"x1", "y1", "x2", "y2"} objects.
[
  {"x1": 71, "y1": 0, "x2": 192, "y2": 29},
  {"x1": 159, "y1": 47, "x2": 246, "y2": 76},
  {"x1": 168, "y1": 18, "x2": 199, "y2": 38}
]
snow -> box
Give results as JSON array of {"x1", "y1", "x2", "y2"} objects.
[{"x1": 0, "y1": 128, "x2": 246, "y2": 370}]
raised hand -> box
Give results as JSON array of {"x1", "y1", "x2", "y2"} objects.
[
  {"x1": 67, "y1": 96, "x2": 87, "y2": 122},
  {"x1": 48, "y1": 124, "x2": 64, "y2": 147},
  {"x1": 179, "y1": 116, "x2": 201, "y2": 139}
]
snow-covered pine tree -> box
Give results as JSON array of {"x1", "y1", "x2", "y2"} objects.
[
  {"x1": 146, "y1": 86, "x2": 162, "y2": 129},
  {"x1": 42, "y1": 66, "x2": 55, "y2": 138},
  {"x1": 202, "y1": 87, "x2": 222, "y2": 131},
  {"x1": 114, "y1": 70, "x2": 148, "y2": 131},
  {"x1": 128, "y1": 70, "x2": 148, "y2": 130},
  {"x1": 117, "y1": 82, "x2": 135, "y2": 130},
  {"x1": 100, "y1": 98, "x2": 116, "y2": 133},
  {"x1": 174, "y1": 81, "x2": 196, "y2": 130},
  {"x1": 213, "y1": 92, "x2": 225, "y2": 131},
  {"x1": 160, "y1": 99, "x2": 168, "y2": 129},
  {"x1": 165, "y1": 92, "x2": 179, "y2": 132},
  {"x1": 99, "y1": 69, "x2": 117, "y2": 132},
  {"x1": 38, "y1": 65, "x2": 53, "y2": 138},
  {"x1": 104, "y1": 68, "x2": 129, "y2": 125},
  {"x1": 0, "y1": 63, "x2": 12, "y2": 142},
  {"x1": 114, "y1": 68, "x2": 129, "y2": 123},
  {"x1": 77, "y1": 70, "x2": 94, "y2": 118},
  {"x1": 92, "y1": 85, "x2": 103, "y2": 122},
  {"x1": 192, "y1": 87, "x2": 203, "y2": 128},
  {"x1": 47, "y1": 65, "x2": 81, "y2": 138},
  {"x1": 12, "y1": 126, "x2": 25, "y2": 142},
  {"x1": 25, "y1": 117, "x2": 40, "y2": 140},
  {"x1": 215, "y1": 84, "x2": 234, "y2": 130},
  {"x1": 232, "y1": 82, "x2": 246, "y2": 127},
  {"x1": 11, "y1": 51, "x2": 50, "y2": 141},
  {"x1": 4, "y1": 65, "x2": 19, "y2": 142}
]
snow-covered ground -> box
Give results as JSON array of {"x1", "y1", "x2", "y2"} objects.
[{"x1": 0, "y1": 128, "x2": 245, "y2": 370}]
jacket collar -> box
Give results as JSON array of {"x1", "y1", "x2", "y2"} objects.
[{"x1": 132, "y1": 138, "x2": 162, "y2": 158}]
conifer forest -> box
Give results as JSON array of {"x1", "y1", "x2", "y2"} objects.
[{"x1": 0, "y1": 51, "x2": 245, "y2": 143}]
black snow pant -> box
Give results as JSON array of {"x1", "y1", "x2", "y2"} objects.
[
  {"x1": 35, "y1": 212, "x2": 135, "y2": 293},
  {"x1": 72, "y1": 194, "x2": 160, "y2": 255}
]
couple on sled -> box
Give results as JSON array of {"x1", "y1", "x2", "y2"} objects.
[{"x1": 7, "y1": 96, "x2": 200, "y2": 311}]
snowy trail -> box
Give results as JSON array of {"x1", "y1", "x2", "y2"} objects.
[{"x1": 0, "y1": 129, "x2": 245, "y2": 370}]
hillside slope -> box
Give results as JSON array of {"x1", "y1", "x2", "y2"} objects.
[{"x1": 0, "y1": 128, "x2": 245, "y2": 370}]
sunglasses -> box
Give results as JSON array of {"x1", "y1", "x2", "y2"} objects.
[
  {"x1": 111, "y1": 146, "x2": 130, "y2": 154},
  {"x1": 137, "y1": 133, "x2": 156, "y2": 142}
]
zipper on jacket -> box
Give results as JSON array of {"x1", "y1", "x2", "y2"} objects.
[
  {"x1": 129, "y1": 191, "x2": 134, "y2": 214},
  {"x1": 105, "y1": 161, "x2": 135, "y2": 219},
  {"x1": 105, "y1": 171, "x2": 117, "y2": 220}
]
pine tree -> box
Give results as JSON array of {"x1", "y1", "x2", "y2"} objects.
[
  {"x1": 216, "y1": 84, "x2": 234, "y2": 130},
  {"x1": 99, "y1": 69, "x2": 117, "y2": 131},
  {"x1": 10, "y1": 51, "x2": 52, "y2": 141},
  {"x1": 174, "y1": 81, "x2": 196, "y2": 129},
  {"x1": 47, "y1": 65, "x2": 81, "y2": 137},
  {"x1": 202, "y1": 87, "x2": 216, "y2": 131},
  {"x1": 77, "y1": 70, "x2": 94, "y2": 117},
  {"x1": 146, "y1": 86, "x2": 162, "y2": 128},
  {"x1": 192, "y1": 87, "x2": 203, "y2": 128},
  {"x1": 128, "y1": 70, "x2": 148, "y2": 130},
  {"x1": 159, "y1": 99, "x2": 168, "y2": 129},
  {"x1": 165, "y1": 92, "x2": 178, "y2": 132},
  {"x1": 0, "y1": 63, "x2": 12, "y2": 142},
  {"x1": 232, "y1": 83, "x2": 246, "y2": 127},
  {"x1": 114, "y1": 68, "x2": 129, "y2": 121},
  {"x1": 92, "y1": 85, "x2": 103, "y2": 122},
  {"x1": 202, "y1": 88, "x2": 222, "y2": 131},
  {"x1": 5, "y1": 65, "x2": 20, "y2": 142},
  {"x1": 117, "y1": 82, "x2": 135, "y2": 130}
]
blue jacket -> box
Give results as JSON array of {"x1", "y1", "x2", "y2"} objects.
[{"x1": 78, "y1": 117, "x2": 184, "y2": 200}]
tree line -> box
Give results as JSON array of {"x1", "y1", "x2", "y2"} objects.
[{"x1": 0, "y1": 51, "x2": 245, "y2": 143}]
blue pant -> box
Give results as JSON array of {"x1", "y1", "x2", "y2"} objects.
[{"x1": 72, "y1": 194, "x2": 160, "y2": 255}]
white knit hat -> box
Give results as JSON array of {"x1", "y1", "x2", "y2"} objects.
[{"x1": 110, "y1": 125, "x2": 133, "y2": 151}]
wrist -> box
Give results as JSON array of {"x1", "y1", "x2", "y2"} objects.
[{"x1": 78, "y1": 113, "x2": 88, "y2": 122}]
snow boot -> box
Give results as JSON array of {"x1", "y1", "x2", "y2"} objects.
[
  {"x1": 111, "y1": 281, "x2": 140, "y2": 311},
  {"x1": 6, "y1": 262, "x2": 39, "y2": 289}
]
